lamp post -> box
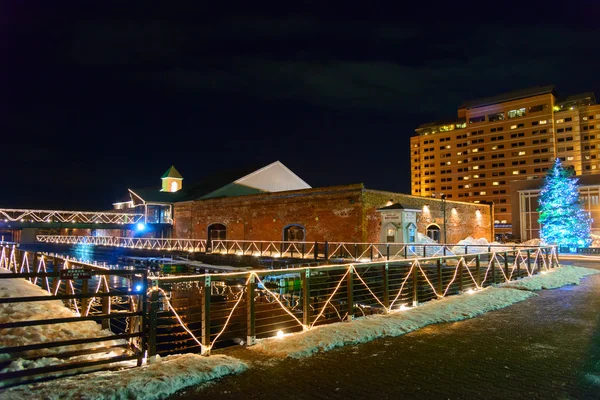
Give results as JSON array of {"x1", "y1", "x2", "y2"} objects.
[{"x1": 441, "y1": 194, "x2": 447, "y2": 244}]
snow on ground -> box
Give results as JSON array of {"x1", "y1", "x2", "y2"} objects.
[
  {"x1": 500, "y1": 265, "x2": 600, "y2": 291},
  {"x1": 249, "y1": 265, "x2": 598, "y2": 359},
  {"x1": 249, "y1": 287, "x2": 536, "y2": 358},
  {"x1": 450, "y1": 237, "x2": 510, "y2": 254},
  {"x1": 0, "y1": 267, "x2": 125, "y2": 373},
  {"x1": 2, "y1": 353, "x2": 247, "y2": 400}
]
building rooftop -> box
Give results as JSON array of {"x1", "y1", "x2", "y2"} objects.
[
  {"x1": 414, "y1": 118, "x2": 466, "y2": 136},
  {"x1": 161, "y1": 165, "x2": 183, "y2": 179},
  {"x1": 459, "y1": 85, "x2": 557, "y2": 110},
  {"x1": 555, "y1": 92, "x2": 597, "y2": 109}
]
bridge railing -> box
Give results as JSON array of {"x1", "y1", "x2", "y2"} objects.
[
  {"x1": 0, "y1": 245, "x2": 147, "y2": 387},
  {"x1": 36, "y1": 235, "x2": 552, "y2": 262},
  {"x1": 146, "y1": 245, "x2": 560, "y2": 357},
  {"x1": 0, "y1": 208, "x2": 144, "y2": 224},
  {"x1": 37, "y1": 235, "x2": 207, "y2": 252}
]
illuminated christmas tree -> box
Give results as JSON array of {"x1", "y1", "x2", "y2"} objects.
[{"x1": 538, "y1": 159, "x2": 592, "y2": 248}]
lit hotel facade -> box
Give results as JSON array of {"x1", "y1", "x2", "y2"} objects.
[{"x1": 410, "y1": 86, "x2": 600, "y2": 239}]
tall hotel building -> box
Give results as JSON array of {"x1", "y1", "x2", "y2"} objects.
[{"x1": 411, "y1": 86, "x2": 600, "y2": 239}]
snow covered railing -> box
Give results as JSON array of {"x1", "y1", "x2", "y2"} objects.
[
  {"x1": 146, "y1": 245, "x2": 559, "y2": 357},
  {"x1": 0, "y1": 245, "x2": 148, "y2": 387}
]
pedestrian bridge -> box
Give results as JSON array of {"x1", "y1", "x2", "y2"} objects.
[{"x1": 0, "y1": 208, "x2": 145, "y2": 229}]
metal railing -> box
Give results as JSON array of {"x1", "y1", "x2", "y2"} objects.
[
  {"x1": 0, "y1": 208, "x2": 143, "y2": 224},
  {"x1": 37, "y1": 235, "x2": 207, "y2": 252},
  {"x1": 37, "y1": 235, "x2": 549, "y2": 262},
  {"x1": 146, "y1": 245, "x2": 559, "y2": 357},
  {"x1": 0, "y1": 245, "x2": 147, "y2": 387}
]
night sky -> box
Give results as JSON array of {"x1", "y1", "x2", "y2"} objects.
[{"x1": 3, "y1": 1, "x2": 600, "y2": 210}]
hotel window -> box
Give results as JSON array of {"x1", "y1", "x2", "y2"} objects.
[
  {"x1": 565, "y1": 117, "x2": 572, "y2": 122},
  {"x1": 508, "y1": 108, "x2": 526, "y2": 119},
  {"x1": 529, "y1": 104, "x2": 547, "y2": 113},
  {"x1": 556, "y1": 119, "x2": 564, "y2": 124},
  {"x1": 469, "y1": 115, "x2": 486, "y2": 124},
  {"x1": 488, "y1": 112, "x2": 505, "y2": 122}
]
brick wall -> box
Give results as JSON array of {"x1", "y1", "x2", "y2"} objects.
[
  {"x1": 174, "y1": 184, "x2": 365, "y2": 242},
  {"x1": 363, "y1": 190, "x2": 493, "y2": 243},
  {"x1": 172, "y1": 184, "x2": 493, "y2": 243}
]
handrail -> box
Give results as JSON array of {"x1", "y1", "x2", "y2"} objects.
[{"x1": 0, "y1": 208, "x2": 143, "y2": 224}]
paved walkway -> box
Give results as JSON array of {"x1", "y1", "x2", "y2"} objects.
[{"x1": 170, "y1": 262, "x2": 600, "y2": 400}]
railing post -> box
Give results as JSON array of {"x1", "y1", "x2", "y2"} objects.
[
  {"x1": 476, "y1": 255, "x2": 481, "y2": 287},
  {"x1": 354, "y1": 243, "x2": 358, "y2": 261},
  {"x1": 458, "y1": 259, "x2": 464, "y2": 292},
  {"x1": 51, "y1": 256, "x2": 61, "y2": 296},
  {"x1": 302, "y1": 269, "x2": 311, "y2": 326},
  {"x1": 437, "y1": 258, "x2": 443, "y2": 297},
  {"x1": 553, "y1": 246, "x2": 560, "y2": 268},
  {"x1": 324, "y1": 241, "x2": 329, "y2": 261},
  {"x1": 516, "y1": 249, "x2": 521, "y2": 278},
  {"x1": 147, "y1": 286, "x2": 159, "y2": 361},
  {"x1": 31, "y1": 252, "x2": 38, "y2": 280},
  {"x1": 412, "y1": 263, "x2": 419, "y2": 306},
  {"x1": 346, "y1": 266, "x2": 354, "y2": 321},
  {"x1": 313, "y1": 241, "x2": 318, "y2": 260},
  {"x1": 526, "y1": 250, "x2": 532, "y2": 274},
  {"x1": 202, "y1": 275, "x2": 212, "y2": 354},
  {"x1": 100, "y1": 274, "x2": 111, "y2": 329},
  {"x1": 370, "y1": 246, "x2": 374, "y2": 261},
  {"x1": 81, "y1": 278, "x2": 89, "y2": 316},
  {"x1": 404, "y1": 245, "x2": 408, "y2": 259},
  {"x1": 491, "y1": 256, "x2": 496, "y2": 284},
  {"x1": 423, "y1": 245, "x2": 427, "y2": 258},
  {"x1": 386, "y1": 244, "x2": 390, "y2": 261},
  {"x1": 504, "y1": 251, "x2": 509, "y2": 282},
  {"x1": 246, "y1": 275, "x2": 256, "y2": 345},
  {"x1": 138, "y1": 271, "x2": 148, "y2": 366},
  {"x1": 383, "y1": 263, "x2": 389, "y2": 312}
]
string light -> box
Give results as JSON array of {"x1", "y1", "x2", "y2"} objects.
[{"x1": 0, "y1": 243, "x2": 560, "y2": 356}]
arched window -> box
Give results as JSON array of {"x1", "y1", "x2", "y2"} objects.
[
  {"x1": 207, "y1": 223, "x2": 226, "y2": 249},
  {"x1": 170, "y1": 181, "x2": 178, "y2": 192},
  {"x1": 426, "y1": 224, "x2": 441, "y2": 242},
  {"x1": 283, "y1": 224, "x2": 305, "y2": 242}
]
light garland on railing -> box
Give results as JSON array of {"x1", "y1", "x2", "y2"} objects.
[
  {"x1": 310, "y1": 268, "x2": 351, "y2": 328},
  {"x1": 0, "y1": 243, "x2": 560, "y2": 359}
]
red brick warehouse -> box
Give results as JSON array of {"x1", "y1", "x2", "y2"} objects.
[{"x1": 113, "y1": 161, "x2": 493, "y2": 245}]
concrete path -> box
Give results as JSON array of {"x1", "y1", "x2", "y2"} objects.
[{"x1": 169, "y1": 262, "x2": 600, "y2": 400}]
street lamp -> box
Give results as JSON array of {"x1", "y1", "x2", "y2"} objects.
[{"x1": 441, "y1": 194, "x2": 447, "y2": 244}]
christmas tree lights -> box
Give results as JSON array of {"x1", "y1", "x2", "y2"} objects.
[{"x1": 538, "y1": 159, "x2": 592, "y2": 249}]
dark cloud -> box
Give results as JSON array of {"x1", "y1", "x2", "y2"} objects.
[{"x1": 3, "y1": 1, "x2": 600, "y2": 209}]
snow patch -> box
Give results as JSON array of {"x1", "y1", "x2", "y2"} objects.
[
  {"x1": 500, "y1": 265, "x2": 600, "y2": 291},
  {"x1": 0, "y1": 267, "x2": 125, "y2": 376},
  {"x1": 249, "y1": 287, "x2": 535, "y2": 358},
  {"x1": 2, "y1": 353, "x2": 248, "y2": 400}
]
